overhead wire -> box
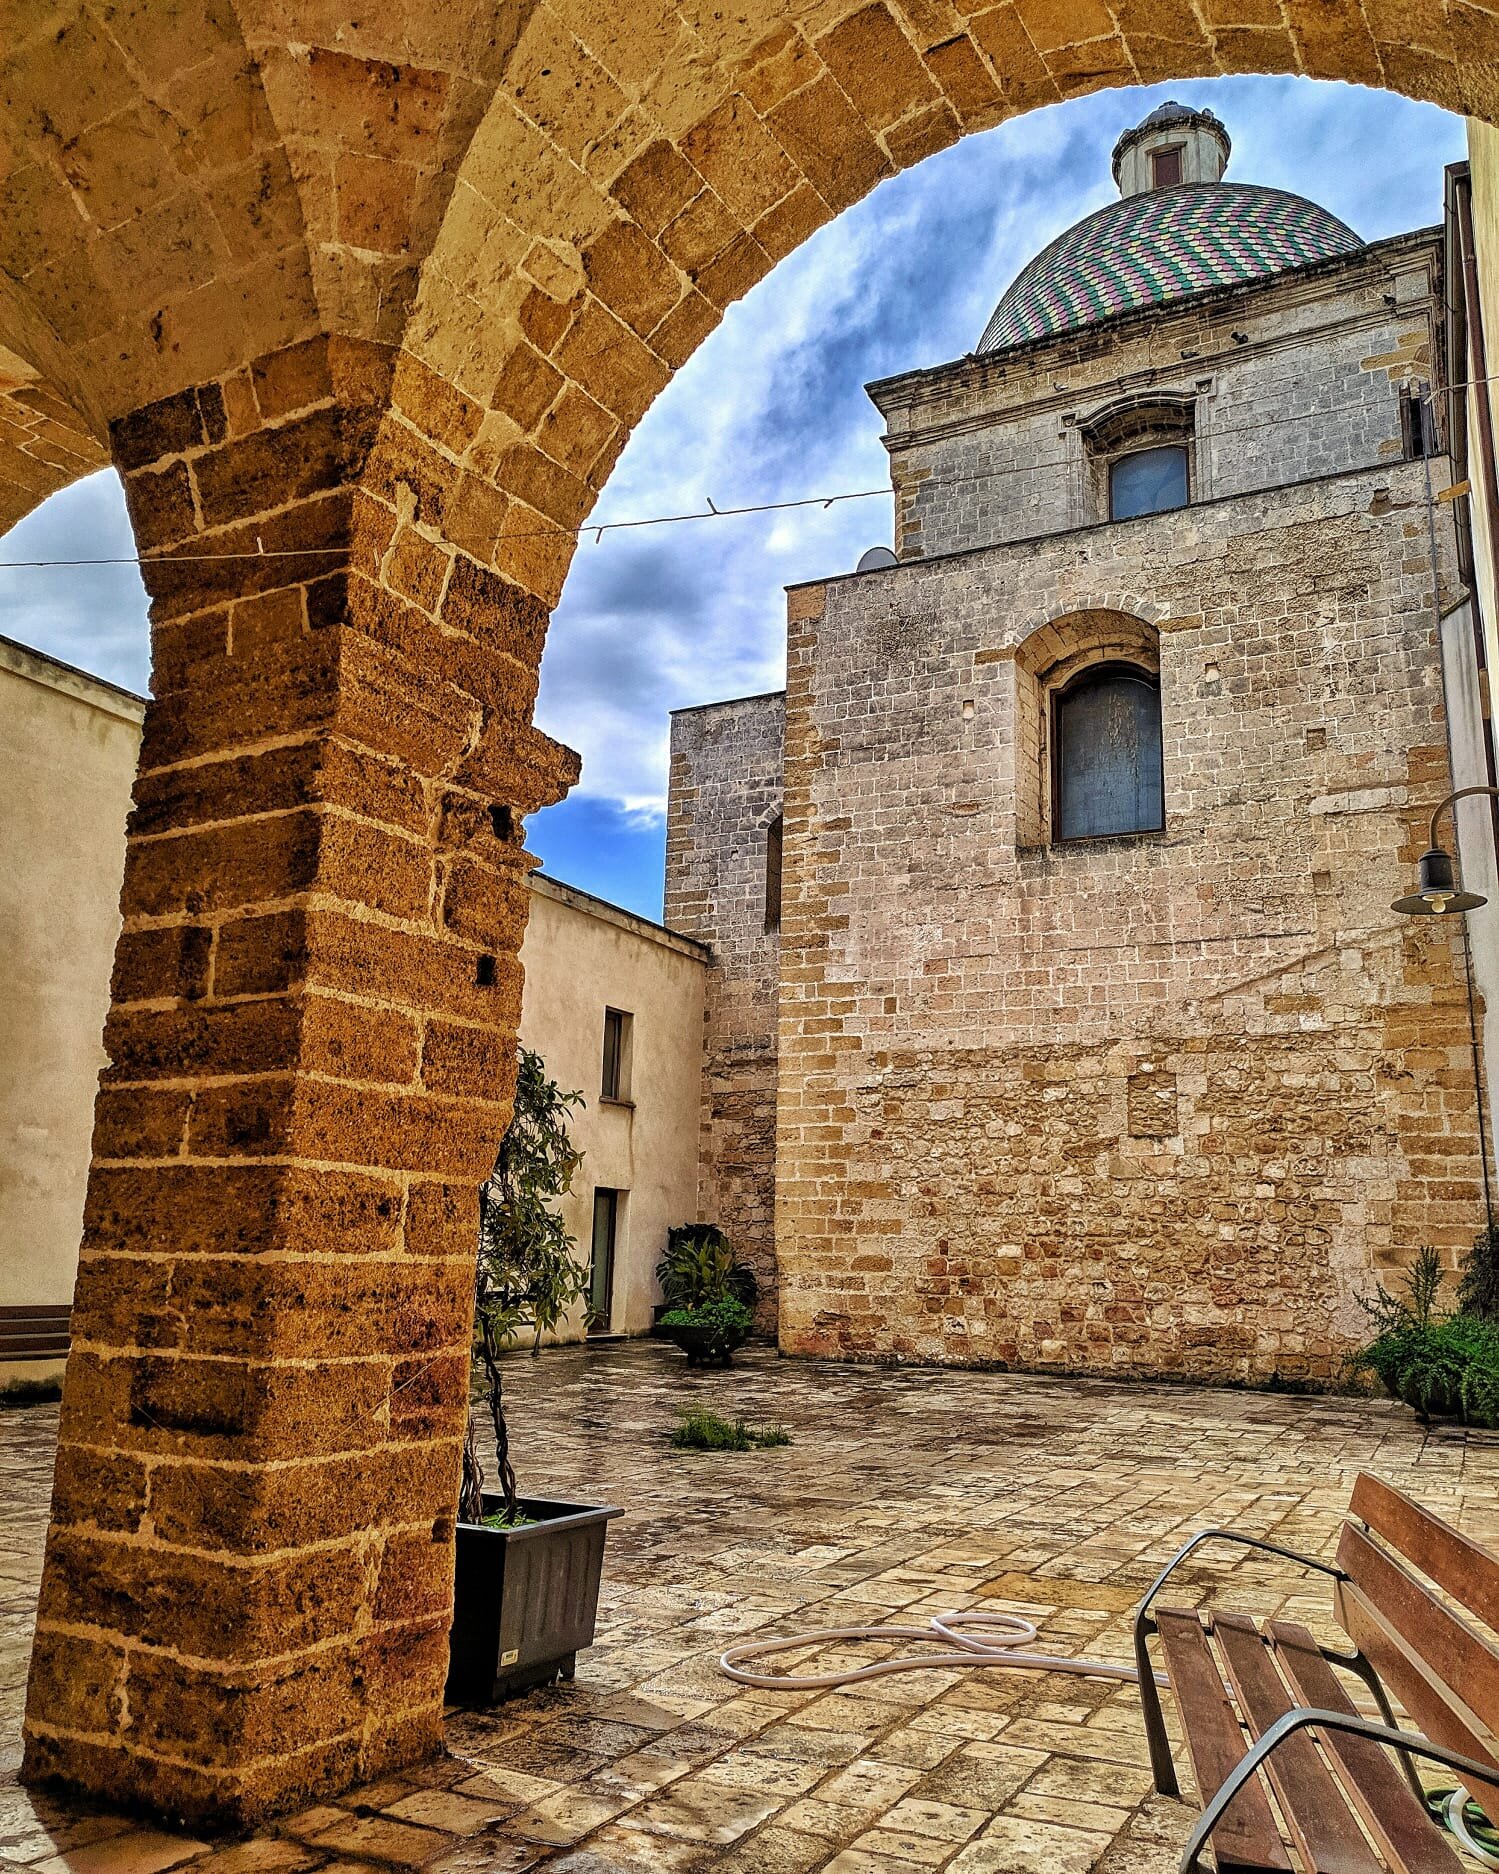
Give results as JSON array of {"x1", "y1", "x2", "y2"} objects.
[{"x1": 0, "y1": 368, "x2": 1479, "y2": 573}]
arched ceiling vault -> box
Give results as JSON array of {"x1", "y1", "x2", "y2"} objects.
[{"x1": 0, "y1": 0, "x2": 1494, "y2": 551}]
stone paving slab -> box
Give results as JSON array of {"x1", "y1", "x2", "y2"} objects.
[{"x1": 3, "y1": 1341, "x2": 1498, "y2": 1872}]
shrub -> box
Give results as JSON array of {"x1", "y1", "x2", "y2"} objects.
[
  {"x1": 671, "y1": 1408, "x2": 791, "y2": 1450},
  {"x1": 0, "y1": 1377, "x2": 62, "y2": 1408},
  {"x1": 657, "y1": 1224, "x2": 758, "y2": 1311},
  {"x1": 1351, "y1": 1247, "x2": 1499, "y2": 1428},
  {"x1": 1459, "y1": 1220, "x2": 1499, "y2": 1322}
]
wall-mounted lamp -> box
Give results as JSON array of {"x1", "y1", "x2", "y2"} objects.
[{"x1": 1391, "y1": 785, "x2": 1499, "y2": 914}]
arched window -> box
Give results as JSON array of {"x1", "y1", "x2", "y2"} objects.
[
  {"x1": 1109, "y1": 444, "x2": 1188, "y2": 520},
  {"x1": 764, "y1": 813, "x2": 783, "y2": 931},
  {"x1": 1052, "y1": 663, "x2": 1164, "y2": 842}
]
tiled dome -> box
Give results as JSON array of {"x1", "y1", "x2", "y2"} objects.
[{"x1": 978, "y1": 182, "x2": 1362, "y2": 354}]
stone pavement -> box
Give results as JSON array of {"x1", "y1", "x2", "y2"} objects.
[{"x1": 4, "y1": 1341, "x2": 1498, "y2": 1873}]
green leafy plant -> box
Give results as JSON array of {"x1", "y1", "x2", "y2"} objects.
[
  {"x1": 1350, "y1": 1247, "x2": 1499, "y2": 1428},
  {"x1": 671, "y1": 1408, "x2": 791, "y2": 1451},
  {"x1": 658, "y1": 1296, "x2": 755, "y2": 1367},
  {"x1": 657, "y1": 1224, "x2": 758, "y2": 1311},
  {"x1": 1460, "y1": 1220, "x2": 1499, "y2": 1322},
  {"x1": 460, "y1": 1048, "x2": 587, "y2": 1524}
]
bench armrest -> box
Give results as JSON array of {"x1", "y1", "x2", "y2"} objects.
[
  {"x1": 1133, "y1": 1531, "x2": 1347, "y2": 1799},
  {"x1": 1135, "y1": 1530, "x2": 1346, "y2": 1641},
  {"x1": 1179, "y1": 1708, "x2": 1497, "y2": 1873}
]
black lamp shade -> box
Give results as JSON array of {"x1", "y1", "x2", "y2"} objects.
[{"x1": 1391, "y1": 846, "x2": 1488, "y2": 916}]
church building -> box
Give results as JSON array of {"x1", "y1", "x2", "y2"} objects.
[{"x1": 666, "y1": 103, "x2": 1495, "y2": 1385}]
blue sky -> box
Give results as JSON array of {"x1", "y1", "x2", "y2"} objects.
[{"x1": 0, "y1": 76, "x2": 1466, "y2": 921}]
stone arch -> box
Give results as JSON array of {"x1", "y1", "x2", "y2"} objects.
[
  {"x1": 1013, "y1": 608, "x2": 1161, "y2": 843},
  {"x1": 8, "y1": 3, "x2": 1498, "y2": 1835}
]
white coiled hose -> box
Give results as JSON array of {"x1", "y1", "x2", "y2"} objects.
[
  {"x1": 719, "y1": 1609, "x2": 1164, "y2": 1689},
  {"x1": 721, "y1": 1626, "x2": 1499, "y2": 1870}
]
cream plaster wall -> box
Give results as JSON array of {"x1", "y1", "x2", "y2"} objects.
[
  {"x1": 0, "y1": 637, "x2": 142, "y2": 1386},
  {"x1": 517, "y1": 872, "x2": 708, "y2": 1338},
  {"x1": 0, "y1": 650, "x2": 706, "y2": 1376},
  {"x1": 1466, "y1": 120, "x2": 1499, "y2": 685}
]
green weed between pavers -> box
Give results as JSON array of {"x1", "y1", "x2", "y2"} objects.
[{"x1": 670, "y1": 1407, "x2": 791, "y2": 1451}]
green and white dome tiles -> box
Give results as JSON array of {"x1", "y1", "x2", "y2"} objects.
[{"x1": 978, "y1": 179, "x2": 1363, "y2": 354}]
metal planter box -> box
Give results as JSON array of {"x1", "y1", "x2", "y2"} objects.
[{"x1": 447, "y1": 1494, "x2": 622, "y2": 1704}]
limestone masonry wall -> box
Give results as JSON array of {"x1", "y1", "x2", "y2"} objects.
[
  {"x1": 665, "y1": 693, "x2": 784, "y2": 1322},
  {"x1": 776, "y1": 455, "x2": 1484, "y2": 1385},
  {"x1": 874, "y1": 236, "x2": 1440, "y2": 561}
]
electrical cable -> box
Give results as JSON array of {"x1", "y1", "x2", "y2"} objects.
[
  {"x1": 718, "y1": 1608, "x2": 1164, "y2": 1689},
  {"x1": 0, "y1": 373, "x2": 1467, "y2": 572}
]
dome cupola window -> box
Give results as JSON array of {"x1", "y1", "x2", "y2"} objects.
[{"x1": 1112, "y1": 100, "x2": 1230, "y2": 197}]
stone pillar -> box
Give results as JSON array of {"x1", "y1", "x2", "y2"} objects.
[{"x1": 21, "y1": 336, "x2": 575, "y2": 1829}]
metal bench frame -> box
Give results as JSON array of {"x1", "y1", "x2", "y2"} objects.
[{"x1": 1134, "y1": 1528, "x2": 1441, "y2": 1872}]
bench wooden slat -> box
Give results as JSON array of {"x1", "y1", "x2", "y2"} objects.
[
  {"x1": 1156, "y1": 1608, "x2": 1292, "y2": 1872},
  {"x1": 1213, "y1": 1614, "x2": 1381, "y2": 1874},
  {"x1": 1334, "y1": 1578, "x2": 1499, "y2": 1806},
  {"x1": 1338, "y1": 1521, "x2": 1499, "y2": 1738},
  {"x1": 0, "y1": 1303, "x2": 70, "y2": 1359},
  {"x1": 1350, "y1": 1473, "x2": 1499, "y2": 1633},
  {"x1": 1268, "y1": 1622, "x2": 1463, "y2": 1874}
]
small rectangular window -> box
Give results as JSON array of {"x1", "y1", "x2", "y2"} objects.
[
  {"x1": 589, "y1": 1188, "x2": 621, "y2": 1330},
  {"x1": 601, "y1": 1007, "x2": 632, "y2": 1100},
  {"x1": 1151, "y1": 145, "x2": 1183, "y2": 188},
  {"x1": 1400, "y1": 383, "x2": 1437, "y2": 460}
]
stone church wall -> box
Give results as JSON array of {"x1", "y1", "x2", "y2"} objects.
[
  {"x1": 665, "y1": 692, "x2": 784, "y2": 1320},
  {"x1": 878, "y1": 234, "x2": 1439, "y2": 562},
  {"x1": 776, "y1": 455, "x2": 1488, "y2": 1384}
]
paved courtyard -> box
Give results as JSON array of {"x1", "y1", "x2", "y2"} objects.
[{"x1": 4, "y1": 1341, "x2": 1499, "y2": 1873}]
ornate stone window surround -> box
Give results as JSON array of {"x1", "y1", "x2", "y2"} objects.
[{"x1": 1077, "y1": 390, "x2": 1200, "y2": 525}]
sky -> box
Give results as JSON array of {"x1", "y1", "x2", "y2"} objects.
[{"x1": 0, "y1": 76, "x2": 1467, "y2": 921}]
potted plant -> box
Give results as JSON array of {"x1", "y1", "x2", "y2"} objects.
[
  {"x1": 655, "y1": 1224, "x2": 758, "y2": 1366},
  {"x1": 447, "y1": 1047, "x2": 622, "y2": 1704},
  {"x1": 1350, "y1": 1242, "x2": 1499, "y2": 1428}
]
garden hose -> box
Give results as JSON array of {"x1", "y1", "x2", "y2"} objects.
[
  {"x1": 718, "y1": 1609, "x2": 1164, "y2": 1689},
  {"x1": 1427, "y1": 1786, "x2": 1499, "y2": 1868}
]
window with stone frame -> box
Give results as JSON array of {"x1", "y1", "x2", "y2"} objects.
[
  {"x1": 1012, "y1": 610, "x2": 1164, "y2": 849},
  {"x1": 1078, "y1": 393, "x2": 1197, "y2": 525}
]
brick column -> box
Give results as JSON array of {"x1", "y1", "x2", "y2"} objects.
[{"x1": 21, "y1": 336, "x2": 576, "y2": 1829}]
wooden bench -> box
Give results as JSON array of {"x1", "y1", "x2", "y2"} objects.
[{"x1": 1134, "y1": 1471, "x2": 1499, "y2": 1873}]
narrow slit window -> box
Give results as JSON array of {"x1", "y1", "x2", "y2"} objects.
[
  {"x1": 1052, "y1": 663, "x2": 1165, "y2": 843},
  {"x1": 764, "y1": 812, "x2": 783, "y2": 932},
  {"x1": 601, "y1": 1007, "x2": 632, "y2": 1100},
  {"x1": 1400, "y1": 383, "x2": 1438, "y2": 459}
]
